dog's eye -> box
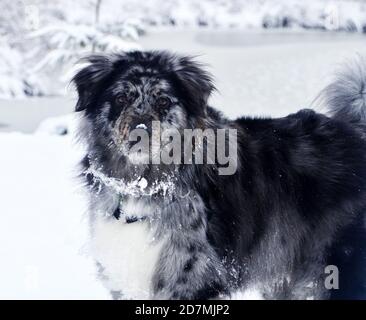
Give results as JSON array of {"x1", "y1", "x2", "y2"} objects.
[
  {"x1": 156, "y1": 96, "x2": 171, "y2": 108},
  {"x1": 115, "y1": 94, "x2": 128, "y2": 105}
]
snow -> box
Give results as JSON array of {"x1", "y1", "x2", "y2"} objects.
[
  {"x1": 101, "y1": 0, "x2": 366, "y2": 32},
  {"x1": 136, "y1": 123, "x2": 148, "y2": 130},
  {"x1": 0, "y1": 41, "x2": 41, "y2": 99},
  {"x1": 35, "y1": 113, "x2": 77, "y2": 136},
  {"x1": 230, "y1": 287, "x2": 264, "y2": 300},
  {"x1": 29, "y1": 23, "x2": 141, "y2": 96},
  {"x1": 0, "y1": 124, "x2": 108, "y2": 299},
  {"x1": 86, "y1": 164, "x2": 176, "y2": 199}
]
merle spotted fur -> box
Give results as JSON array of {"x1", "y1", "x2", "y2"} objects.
[{"x1": 73, "y1": 51, "x2": 366, "y2": 300}]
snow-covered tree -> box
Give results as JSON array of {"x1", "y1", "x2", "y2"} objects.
[
  {"x1": 0, "y1": 0, "x2": 142, "y2": 98},
  {"x1": 29, "y1": 0, "x2": 141, "y2": 96}
]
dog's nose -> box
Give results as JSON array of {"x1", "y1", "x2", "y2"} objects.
[{"x1": 135, "y1": 104, "x2": 147, "y2": 115}]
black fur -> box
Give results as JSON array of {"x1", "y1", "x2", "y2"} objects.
[{"x1": 73, "y1": 51, "x2": 366, "y2": 300}]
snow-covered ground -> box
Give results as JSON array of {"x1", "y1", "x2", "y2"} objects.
[
  {"x1": 0, "y1": 121, "x2": 109, "y2": 299},
  {"x1": 0, "y1": 30, "x2": 365, "y2": 299}
]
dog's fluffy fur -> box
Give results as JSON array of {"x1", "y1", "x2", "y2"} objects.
[{"x1": 73, "y1": 51, "x2": 366, "y2": 300}]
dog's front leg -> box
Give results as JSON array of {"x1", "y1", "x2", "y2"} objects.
[{"x1": 152, "y1": 195, "x2": 227, "y2": 300}]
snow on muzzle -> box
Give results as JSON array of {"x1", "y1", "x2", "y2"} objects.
[{"x1": 114, "y1": 116, "x2": 153, "y2": 147}]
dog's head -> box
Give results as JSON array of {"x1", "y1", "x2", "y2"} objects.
[{"x1": 73, "y1": 51, "x2": 214, "y2": 165}]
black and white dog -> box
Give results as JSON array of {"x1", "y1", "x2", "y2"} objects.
[{"x1": 73, "y1": 51, "x2": 366, "y2": 300}]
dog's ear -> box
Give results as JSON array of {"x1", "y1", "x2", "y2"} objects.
[
  {"x1": 72, "y1": 54, "x2": 117, "y2": 112},
  {"x1": 173, "y1": 56, "x2": 215, "y2": 114}
]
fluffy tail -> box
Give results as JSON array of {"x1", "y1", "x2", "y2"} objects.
[{"x1": 320, "y1": 56, "x2": 366, "y2": 124}]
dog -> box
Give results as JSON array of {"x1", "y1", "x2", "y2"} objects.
[{"x1": 73, "y1": 51, "x2": 366, "y2": 300}]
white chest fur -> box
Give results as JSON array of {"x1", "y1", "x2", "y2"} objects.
[{"x1": 91, "y1": 199, "x2": 165, "y2": 299}]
